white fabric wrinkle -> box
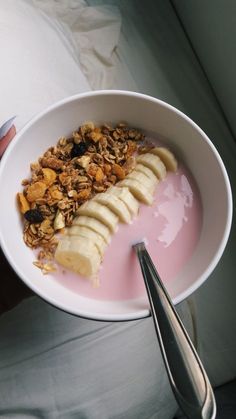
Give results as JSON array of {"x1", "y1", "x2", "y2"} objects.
[
  {"x1": 25, "y1": 0, "x2": 87, "y2": 22},
  {"x1": 72, "y1": 6, "x2": 122, "y2": 89},
  {"x1": 24, "y1": 1, "x2": 122, "y2": 90}
]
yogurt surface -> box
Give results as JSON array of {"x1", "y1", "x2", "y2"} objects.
[{"x1": 55, "y1": 162, "x2": 202, "y2": 301}]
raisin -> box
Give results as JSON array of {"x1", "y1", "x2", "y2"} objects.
[
  {"x1": 24, "y1": 209, "x2": 44, "y2": 224},
  {"x1": 70, "y1": 142, "x2": 88, "y2": 158}
]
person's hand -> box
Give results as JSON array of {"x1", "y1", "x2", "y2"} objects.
[
  {"x1": 0, "y1": 124, "x2": 16, "y2": 157},
  {"x1": 0, "y1": 126, "x2": 33, "y2": 315}
]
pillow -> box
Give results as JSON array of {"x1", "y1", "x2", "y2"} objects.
[{"x1": 0, "y1": 0, "x2": 90, "y2": 131}]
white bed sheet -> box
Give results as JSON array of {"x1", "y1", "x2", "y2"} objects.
[{"x1": 0, "y1": 0, "x2": 236, "y2": 417}]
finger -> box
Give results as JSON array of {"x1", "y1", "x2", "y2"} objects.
[
  {"x1": 0, "y1": 125, "x2": 34, "y2": 314},
  {"x1": 0, "y1": 125, "x2": 16, "y2": 157}
]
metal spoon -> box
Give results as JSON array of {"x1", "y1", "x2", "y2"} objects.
[{"x1": 133, "y1": 242, "x2": 216, "y2": 419}]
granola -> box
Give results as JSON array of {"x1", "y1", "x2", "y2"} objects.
[{"x1": 17, "y1": 122, "x2": 145, "y2": 273}]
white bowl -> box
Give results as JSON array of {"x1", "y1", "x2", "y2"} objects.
[{"x1": 0, "y1": 91, "x2": 232, "y2": 321}]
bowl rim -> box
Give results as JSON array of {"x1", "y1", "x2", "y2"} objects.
[{"x1": 0, "y1": 89, "x2": 233, "y2": 320}]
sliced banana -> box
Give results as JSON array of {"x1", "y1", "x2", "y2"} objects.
[
  {"x1": 55, "y1": 236, "x2": 101, "y2": 277},
  {"x1": 118, "y1": 178, "x2": 154, "y2": 205},
  {"x1": 136, "y1": 153, "x2": 167, "y2": 180},
  {"x1": 77, "y1": 200, "x2": 118, "y2": 233},
  {"x1": 149, "y1": 147, "x2": 178, "y2": 172},
  {"x1": 66, "y1": 226, "x2": 107, "y2": 257},
  {"x1": 93, "y1": 192, "x2": 132, "y2": 224},
  {"x1": 72, "y1": 215, "x2": 111, "y2": 244},
  {"x1": 126, "y1": 170, "x2": 157, "y2": 194},
  {"x1": 109, "y1": 186, "x2": 139, "y2": 216},
  {"x1": 54, "y1": 134, "x2": 179, "y2": 280},
  {"x1": 135, "y1": 164, "x2": 159, "y2": 183}
]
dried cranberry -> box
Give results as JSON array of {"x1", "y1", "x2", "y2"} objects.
[
  {"x1": 24, "y1": 209, "x2": 44, "y2": 223},
  {"x1": 70, "y1": 142, "x2": 88, "y2": 158}
]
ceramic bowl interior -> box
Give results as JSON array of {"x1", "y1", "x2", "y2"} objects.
[{"x1": 0, "y1": 91, "x2": 232, "y2": 320}]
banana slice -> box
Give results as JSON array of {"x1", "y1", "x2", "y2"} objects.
[
  {"x1": 149, "y1": 147, "x2": 178, "y2": 172},
  {"x1": 108, "y1": 186, "x2": 139, "y2": 216},
  {"x1": 55, "y1": 236, "x2": 101, "y2": 277},
  {"x1": 72, "y1": 215, "x2": 111, "y2": 244},
  {"x1": 66, "y1": 226, "x2": 107, "y2": 257},
  {"x1": 77, "y1": 200, "x2": 118, "y2": 233},
  {"x1": 135, "y1": 164, "x2": 159, "y2": 183},
  {"x1": 93, "y1": 192, "x2": 132, "y2": 223},
  {"x1": 136, "y1": 153, "x2": 167, "y2": 180},
  {"x1": 126, "y1": 170, "x2": 157, "y2": 194},
  {"x1": 118, "y1": 178, "x2": 154, "y2": 205}
]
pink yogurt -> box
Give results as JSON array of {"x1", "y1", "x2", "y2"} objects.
[{"x1": 54, "y1": 163, "x2": 202, "y2": 301}]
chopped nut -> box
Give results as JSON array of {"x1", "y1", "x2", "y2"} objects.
[
  {"x1": 122, "y1": 156, "x2": 136, "y2": 174},
  {"x1": 49, "y1": 186, "x2": 63, "y2": 200},
  {"x1": 104, "y1": 154, "x2": 116, "y2": 163},
  {"x1": 40, "y1": 157, "x2": 64, "y2": 170},
  {"x1": 92, "y1": 153, "x2": 104, "y2": 165},
  {"x1": 21, "y1": 179, "x2": 29, "y2": 186},
  {"x1": 58, "y1": 137, "x2": 67, "y2": 146},
  {"x1": 112, "y1": 163, "x2": 126, "y2": 180},
  {"x1": 108, "y1": 174, "x2": 117, "y2": 184},
  {"x1": 58, "y1": 172, "x2": 68, "y2": 185},
  {"x1": 30, "y1": 224, "x2": 38, "y2": 234},
  {"x1": 73, "y1": 132, "x2": 82, "y2": 144},
  {"x1": 54, "y1": 210, "x2": 65, "y2": 230},
  {"x1": 104, "y1": 164, "x2": 112, "y2": 175},
  {"x1": 39, "y1": 219, "x2": 54, "y2": 235},
  {"x1": 93, "y1": 183, "x2": 106, "y2": 192},
  {"x1": 33, "y1": 260, "x2": 56, "y2": 274},
  {"x1": 95, "y1": 167, "x2": 104, "y2": 182},
  {"x1": 77, "y1": 181, "x2": 91, "y2": 190},
  {"x1": 42, "y1": 168, "x2": 57, "y2": 186},
  {"x1": 68, "y1": 190, "x2": 77, "y2": 199},
  {"x1": 77, "y1": 189, "x2": 91, "y2": 201},
  {"x1": 80, "y1": 121, "x2": 95, "y2": 135},
  {"x1": 90, "y1": 131, "x2": 103, "y2": 143},
  {"x1": 77, "y1": 175, "x2": 89, "y2": 183},
  {"x1": 17, "y1": 193, "x2": 30, "y2": 213},
  {"x1": 87, "y1": 163, "x2": 98, "y2": 178},
  {"x1": 26, "y1": 181, "x2": 47, "y2": 202},
  {"x1": 126, "y1": 141, "x2": 137, "y2": 157},
  {"x1": 77, "y1": 155, "x2": 91, "y2": 169},
  {"x1": 30, "y1": 162, "x2": 41, "y2": 172},
  {"x1": 138, "y1": 144, "x2": 154, "y2": 154}
]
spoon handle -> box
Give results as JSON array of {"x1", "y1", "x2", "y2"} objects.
[{"x1": 133, "y1": 242, "x2": 216, "y2": 419}]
